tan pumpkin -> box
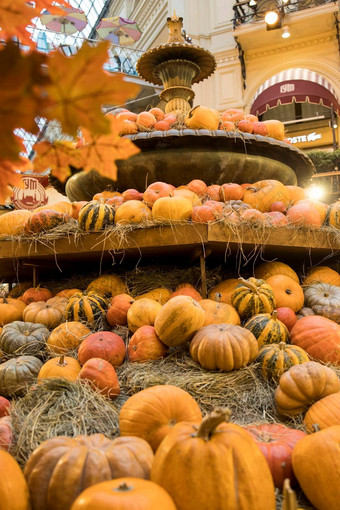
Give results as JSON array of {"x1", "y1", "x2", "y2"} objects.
[
  {"x1": 304, "y1": 282, "x2": 340, "y2": 308},
  {"x1": 47, "y1": 321, "x2": 91, "y2": 354},
  {"x1": 208, "y1": 278, "x2": 240, "y2": 306},
  {"x1": 86, "y1": 274, "x2": 127, "y2": 298},
  {"x1": 127, "y1": 298, "x2": 162, "y2": 333},
  {"x1": 254, "y1": 261, "x2": 299, "y2": 284},
  {"x1": 135, "y1": 288, "x2": 171, "y2": 305},
  {"x1": 199, "y1": 299, "x2": 240, "y2": 326},
  {"x1": 152, "y1": 196, "x2": 193, "y2": 222},
  {"x1": 38, "y1": 355, "x2": 81, "y2": 381},
  {"x1": 0, "y1": 209, "x2": 32, "y2": 237},
  {"x1": 266, "y1": 275, "x2": 304, "y2": 313},
  {"x1": 0, "y1": 449, "x2": 31, "y2": 510},
  {"x1": 0, "y1": 297, "x2": 26, "y2": 326},
  {"x1": 22, "y1": 298, "x2": 68, "y2": 329},
  {"x1": 242, "y1": 180, "x2": 290, "y2": 212},
  {"x1": 303, "y1": 391, "x2": 340, "y2": 432},
  {"x1": 303, "y1": 266, "x2": 340, "y2": 287},
  {"x1": 114, "y1": 200, "x2": 152, "y2": 225}
]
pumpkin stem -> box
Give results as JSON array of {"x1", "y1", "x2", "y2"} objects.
[
  {"x1": 239, "y1": 278, "x2": 258, "y2": 294},
  {"x1": 196, "y1": 407, "x2": 231, "y2": 441},
  {"x1": 115, "y1": 482, "x2": 133, "y2": 492},
  {"x1": 214, "y1": 292, "x2": 222, "y2": 303},
  {"x1": 311, "y1": 423, "x2": 321, "y2": 433},
  {"x1": 58, "y1": 355, "x2": 67, "y2": 367},
  {"x1": 279, "y1": 342, "x2": 287, "y2": 350},
  {"x1": 272, "y1": 310, "x2": 278, "y2": 320}
]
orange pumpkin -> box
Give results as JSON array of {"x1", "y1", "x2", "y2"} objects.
[
  {"x1": 303, "y1": 266, "x2": 340, "y2": 287},
  {"x1": 170, "y1": 286, "x2": 202, "y2": 301},
  {"x1": 254, "y1": 261, "x2": 299, "y2": 284},
  {"x1": 0, "y1": 449, "x2": 31, "y2": 510},
  {"x1": 243, "y1": 180, "x2": 290, "y2": 212},
  {"x1": 106, "y1": 293, "x2": 135, "y2": 327},
  {"x1": 266, "y1": 275, "x2": 304, "y2": 312},
  {"x1": 187, "y1": 179, "x2": 207, "y2": 197},
  {"x1": 297, "y1": 199, "x2": 328, "y2": 223},
  {"x1": 143, "y1": 182, "x2": 175, "y2": 208},
  {"x1": 47, "y1": 322, "x2": 91, "y2": 354},
  {"x1": 22, "y1": 286, "x2": 53, "y2": 305},
  {"x1": 55, "y1": 288, "x2": 81, "y2": 298},
  {"x1": 115, "y1": 200, "x2": 152, "y2": 225},
  {"x1": 22, "y1": 297, "x2": 68, "y2": 329},
  {"x1": 208, "y1": 278, "x2": 240, "y2": 306},
  {"x1": 185, "y1": 105, "x2": 220, "y2": 130},
  {"x1": 71, "y1": 201, "x2": 87, "y2": 219},
  {"x1": 122, "y1": 189, "x2": 143, "y2": 201},
  {"x1": 149, "y1": 107, "x2": 164, "y2": 121},
  {"x1": 0, "y1": 209, "x2": 32, "y2": 237},
  {"x1": 117, "y1": 111, "x2": 138, "y2": 122},
  {"x1": 38, "y1": 355, "x2": 81, "y2": 381},
  {"x1": 86, "y1": 274, "x2": 127, "y2": 298},
  {"x1": 286, "y1": 202, "x2": 321, "y2": 228},
  {"x1": 262, "y1": 119, "x2": 285, "y2": 141},
  {"x1": 120, "y1": 120, "x2": 138, "y2": 135},
  {"x1": 199, "y1": 299, "x2": 240, "y2": 326},
  {"x1": 206, "y1": 185, "x2": 221, "y2": 201},
  {"x1": 303, "y1": 391, "x2": 340, "y2": 432},
  {"x1": 136, "y1": 111, "x2": 157, "y2": 129},
  {"x1": 285, "y1": 185, "x2": 306, "y2": 204},
  {"x1": 78, "y1": 331, "x2": 126, "y2": 367},
  {"x1": 93, "y1": 190, "x2": 121, "y2": 201},
  {"x1": 219, "y1": 183, "x2": 244, "y2": 202},
  {"x1": 0, "y1": 297, "x2": 26, "y2": 326},
  {"x1": 79, "y1": 358, "x2": 120, "y2": 398},
  {"x1": 128, "y1": 325, "x2": 168, "y2": 362},
  {"x1": 127, "y1": 298, "x2": 162, "y2": 333},
  {"x1": 192, "y1": 205, "x2": 218, "y2": 222}
]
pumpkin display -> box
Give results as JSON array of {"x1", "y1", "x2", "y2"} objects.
[
  {"x1": 128, "y1": 326, "x2": 168, "y2": 362},
  {"x1": 185, "y1": 105, "x2": 220, "y2": 130},
  {"x1": 115, "y1": 200, "x2": 152, "y2": 225},
  {"x1": 65, "y1": 291, "x2": 108, "y2": 327},
  {"x1": 106, "y1": 293, "x2": 135, "y2": 326},
  {"x1": 135, "y1": 288, "x2": 171, "y2": 305},
  {"x1": 198, "y1": 299, "x2": 240, "y2": 326},
  {"x1": 304, "y1": 281, "x2": 340, "y2": 308},
  {"x1": 22, "y1": 286, "x2": 53, "y2": 305},
  {"x1": 38, "y1": 355, "x2": 81, "y2": 381},
  {"x1": 0, "y1": 396, "x2": 10, "y2": 418},
  {"x1": 22, "y1": 298, "x2": 67, "y2": 329},
  {"x1": 127, "y1": 298, "x2": 162, "y2": 333},
  {"x1": 265, "y1": 275, "x2": 304, "y2": 313},
  {"x1": 242, "y1": 180, "x2": 289, "y2": 212},
  {"x1": 143, "y1": 182, "x2": 175, "y2": 208},
  {"x1": 274, "y1": 361, "x2": 340, "y2": 416},
  {"x1": 292, "y1": 425, "x2": 340, "y2": 510},
  {"x1": 244, "y1": 310, "x2": 289, "y2": 347},
  {"x1": 47, "y1": 322, "x2": 91, "y2": 354},
  {"x1": 0, "y1": 321, "x2": 49, "y2": 356},
  {"x1": 79, "y1": 358, "x2": 120, "y2": 398},
  {"x1": 154, "y1": 296, "x2": 205, "y2": 347},
  {"x1": 208, "y1": 278, "x2": 240, "y2": 306},
  {"x1": 0, "y1": 209, "x2": 32, "y2": 237},
  {"x1": 303, "y1": 391, "x2": 340, "y2": 432},
  {"x1": 231, "y1": 277, "x2": 276, "y2": 320},
  {"x1": 0, "y1": 297, "x2": 26, "y2": 325},
  {"x1": 303, "y1": 265, "x2": 340, "y2": 286},
  {"x1": 70, "y1": 478, "x2": 177, "y2": 510},
  {"x1": 0, "y1": 415, "x2": 12, "y2": 452},
  {"x1": 78, "y1": 200, "x2": 115, "y2": 232},
  {"x1": 24, "y1": 434, "x2": 155, "y2": 510},
  {"x1": 86, "y1": 274, "x2": 127, "y2": 298},
  {"x1": 257, "y1": 342, "x2": 309, "y2": 381},
  {"x1": 190, "y1": 323, "x2": 258, "y2": 371},
  {"x1": 326, "y1": 199, "x2": 340, "y2": 229},
  {"x1": 151, "y1": 408, "x2": 276, "y2": 510},
  {"x1": 245, "y1": 423, "x2": 306, "y2": 489},
  {"x1": 119, "y1": 385, "x2": 202, "y2": 452},
  {"x1": 0, "y1": 449, "x2": 31, "y2": 510},
  {"x1": 152, "y1": 195, "x2": 193, "y2": 222},
  {"x1": 254, "y1": 261, "x2": 299, "y2": 284},
  {"x1": 0, "y1": 355, "x2": 43, "y2": 397},
  {"x1": 290, "y1": 315, "x2": 340, "y2": 365},
  {"x1": 78, "y1": 331, "x2": 126, "y2": 367},
  {"x1": 24, "y1": 210, "x2": 71, "y2": 234}
]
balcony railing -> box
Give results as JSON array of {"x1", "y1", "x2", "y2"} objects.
[{"x1": 232, "y1": 0, "x2": 337, "y2": 28}]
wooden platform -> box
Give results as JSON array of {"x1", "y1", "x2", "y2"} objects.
[{"x1": 1, "y1": 223, "x2": 340, "y2": 282}]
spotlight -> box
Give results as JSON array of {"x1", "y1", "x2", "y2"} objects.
[
  {"x1": 265, "y1": 10, "x2": 281, "y2": 30},
  {"x1": 281, "y1": 25, "x2": 290, "y2": 38},
  {"x1": 306, "y1": 185, "x2": 325, "y2": 201}
]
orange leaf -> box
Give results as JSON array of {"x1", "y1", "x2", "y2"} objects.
[
  {"x1": 77, "y1": 116, "x2": 140, "y2": 181},
  {"x1": 0, "y1": 160, "x2": 25, "y2": 204},
  {"x1": 0, "y1": 0, "x2": 36, "y2": 48},
  {"x1": 33, "y1": 140, "x2": 83, "y2": 182},
  {"x1": 0, "y1": 133, "x2": 26, "y2": 162},
  {"x1": 33, "y1": 0, "x2": 71, "y2": 15},
  {"x1": 42, "y1": 42, "x2": 140, "y2": 137}
]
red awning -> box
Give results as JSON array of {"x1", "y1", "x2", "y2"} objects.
[{"x1": 250, "y1": 68, "x2": 340, "y2": 116}]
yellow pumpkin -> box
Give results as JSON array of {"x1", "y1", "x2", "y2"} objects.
[
  {"x1": 33, "y1": 201, "x2": 72, "y2": 215},
  {"x1": 208, "y1": 279, "x2": 240, "y2": 306},
  {"x1": 135, "y1": 288, "x2": 172, "y2": 305},
  {"x1": 185, "y1": 105, "x2": 220, "y2": 130},
  {"x1": 38, "y1": 355, "x2": 81, "y2": 381},
  {"x1": 199, "y1": 299, "x2": 240, "y2": 326},
  {"x1": 152, "y1": 196, "x2": 193, "y2": 222},
  {"x1": 87, "y1": 274, "x2": 127, "y2": 298},
  {"x1": 303, "y1": 266, "x2": 340, "y2": 287},
  {"x1": 262, "y1": 119, "x2": 285, "y2": 141},
  {"x1": 115, "y1": 200, "x2": 152, "y2": 225},
  {"x1": 0, "y1": 297, "x2": 26, "y2": 326},
  {"x1": 254, "y1": 261, "x2": 300, "y2": 284},
  {"x1": 0, "y1": 449, "x2": 31, "y2": 510},
  {"x1": 0, "y1": 210, "x2": 32, "y2": 237},
  {"x1": 173, "y1": 189, "x2": 201, "y2": 206},
  {"x1": 127, "y1": 298, "x2": 162, "y2": 333}
]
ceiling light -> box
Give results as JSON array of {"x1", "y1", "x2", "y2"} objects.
[
  {"x1": 281, "y1": 25, "x2": 290, "y2": 38},
  {"x1": 249, "y1": 0, "x2": 257, "y2": 6},
  {"x1": 265, "y1": 10, "x2": 280, "y2": 26}
]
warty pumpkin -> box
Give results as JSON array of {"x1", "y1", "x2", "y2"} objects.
[
  {"x1": 38, "y1": 355, "x2": 81, "y2": 381},
  {"x1": 0, "y1": 296, "x2": 26, "y2": 325},
  {"x1": 86, "y1": 274, "x2": 127, "y2": 298},
  {"x1": 78, "y1": 200, "x2": 115, "y2": 232},
  {"x1": 257, "y1": 341, "x2": 309, "y2": 382},
  {"x1": 78, "y1": 331, "x2": 126, "y2": 367},
  {"x1": 0, "y1": 355, "x2": 43, "y2": 397},
  {"x1": 128, "y1": 325, "x2": 168, "y2": 362},
  {"x1": 244, "y1": 310, "x2": 289, "y2": 347},
  {"x1": 151, "y1": 408, "x2": 276, "y2": 510},
  {"x1": 0, "y1": 321, "x2": 49, "y2": 356},
  {"x1": 24, "y1": 209, "x2": 71, "y2": 234},
  {"x1": 198, "y1": 298, "x2": 240, "y2": 326},
  {"x1": 254, "y1": 261, "x2": 299, "y2": 283},
  {"x1": 127, "y1": 298, "x2": 162, "y2": 333},
  {"x1": 303, "y1": 265, "x2": 340, "y2": 287},
  {"x1": 24, "y1": 434, "x2": 155, "y2": 510},
  {"x1": 265, "y1": 275, "x2": 304, "y2": 312},
  {"x1": 47, "y1": 321, "x2": 91, "y2": 354},
  {"x1": 303, "y1": 391, "x2": 340, "y2": 433},
  {"x1": 231, "y1": 277, "x2": 276, "y2": 320},
  {"x1": 64, "y1": 291, "x2": 108, "y2": 327},
  {"x1": 79, "y1": 358, "x2": 120, "y2": 398},
  {"x1": 0, "y1": 449, "x2": 31, "y2": 510},
  {"x1": 119, "y1": 384, "x2": 202, "y2": 452},
  {"x1": 208, "y1": 278, "x2": 240, "y2": 306}
]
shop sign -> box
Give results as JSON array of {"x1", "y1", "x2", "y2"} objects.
[
  {"x1": 12, "y1": 176, "x2": 48, "y2": 210},
  {"x1": 287, "y1": 132, "x2": 322, "y2": 144},
  {"x1": 280, "y1": 83, "x2": 295, "y2": 94},
  {"x1": 285, "y1": 125, "x2": 336, "y2": 149}
]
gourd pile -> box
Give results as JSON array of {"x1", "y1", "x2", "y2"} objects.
[{"x1": 1, "y1": 259, "x2": 340, "y2": 509}]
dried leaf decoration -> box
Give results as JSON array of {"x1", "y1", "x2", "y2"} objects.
[
  {"x1": 0, "y1": 159, "x2": 30, "y2": 203},
  {"x1": 0, "y1": 0, "x2": 35, "y2": 47},
  {"x1": 33, "y1": 140, "x2": 83, "y2": 182},
  {"x1": 77, "y1": 115, "x2": 140, "y2": 180},
  {"x1": 43, "y1": 42, "x2": 140, "y2": 137}
]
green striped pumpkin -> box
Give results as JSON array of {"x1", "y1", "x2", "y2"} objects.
[
  {"x1": 326, "y1": 199, "x2": 340, "y2": 229},
  {"x1": 257, "y1": 341, "x2": 310, "y2": 381},
  {"x1": 244, "y1": 310, "x2": 289, "y2": 347},
  {"x1": 78, "y1": 201, "x2": 115, "y2": 232},
  {"x1": 231, "y1": 277, "x2": 276, "y2": 320},
  {"x1": 65, "y1": 291, "x2": 108, "y2": 327}
]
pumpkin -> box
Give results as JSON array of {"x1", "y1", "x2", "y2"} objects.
[
  {"x1": 65, "y1": 169, "x2": 117, "y2": 203},
  {"x1": 87, "y1": 274, "x2": 127, "y2": 298},
  {"x1": 128, "y1": 325, "x2": 168, "y2": 362},
  {"x1": 0, "y1": 209, "x2": 32, "y2": 237},
  {"x1": 169, "y1": 286, "x2": 202, "y2": 301},
  {"x1": 326, "y1": 198, "x2": 340, "y2": 229},
  {"x1": 190, "y1": 323, "x2": 258, "y2": 371},
  {"x1": 135, "y1": 288, "x2": 171, "y2": 305},
  {"x1": 0, "y1": 449, "x2": 31, "y2": 510},
  {"x1": 311, "y1": 305, "x2": 340, "y2": 323},
  {"x1": 136, "y1": 111, "x2": 156, "y2": 129},
  {"x1": 292, "y1": 425, "x2": 340, "y2": 510},
  {"x1": 71, "y1": 201, "x2": 88, "y2": 219},
  {"x1": 244, "y1": 310, "x2": 289, "y2": 347},
  {"x1": 22, "y1": 286, "x2": 52, "y2": 305},
  {"x1": 262, "y1": 119, "x2": 285, "y2": 141},
  {"x1": 257, "y1": 342, "x2": 309, "y2": 382},
  {"x1": 78, "y1": 331, "x2": 126, "y2": 367},
  {"x1": 185, "y1": 105, "x2": 220, "y2": 130},
  {"x1": 275, "y1": 307, "x2": 297, "y2": 331},
  {"x1": 245, "y1": 423, "x2": 306, "y2": 489},
  {"x1": 143, "y1": 182, "x2": 175, "y2": 208},
  {"x1": 286, "y1": 202, "x2": 321, "y2": 227},
  {"x1": 127, "y1": 298, "x2": 162, "y2": 333},
  {"x1": 297, "y1": 199, "x2": 328, "y2": 223},
  {"x1": 208, "y1": 278, "x2": 240, "y2": 306},
  {"x1": 119, "y1": 385, "x2": 202, "y2": 452},
  {"x1": 264, "y1": 211, "x2": 288, "y2": 226},
  {"x1": 274, "y1": 361, "x2": 340, "y2": 416},
  {"x1": 192, "y1": 204, "x2": 218, "y2": 222},
  {"x1": 290, "y1": 315, "x2": 340, "y2": 365},
  {"x1": 24, "y1": 209, "x2": 70, "y2": 234},
  {"x1": 199, "y1": 299, "x2": 240, "y2": 326},
  {"x1": 0, "y1": 416, "x2": 12, "y2": 452},
  {"x1": 55, "y1": 288, "x2": 81, "y2": 298},
  {"x1": 231, "y1": 277, "x2": 276, "y2": 320},
  {"x1": 79, "y1": 358, "x2": 120, "y2": 398},
  {"x1": 78, "y1": 200, "x2": 115, "y2": 232},
  {"x1": 151, "y1": 408, "x2": 276, "y2": 510},
  {"x1": 187, "y1": 179, "x2": 208, "y2": 197},
  {"x1": 304, "y1": 282, "x2": 340, "y2": 308},
  {"x1": 0, "y1": 355, "x2": 43, "y2": 397},
  {"x1": 22, "y1": 299, "x2": 66, "y2": 329},
  {"x1": 239, "y1": 208, "x2": 266, "y2": 223},
  {"x1": 266, "y1": 275, "x2": 304, "y2": 313},
  {"x1": 8, "y1": 282, "x2": 31, "y2": 298},
  {"x1": 47, "y1": 322, "x2": 91, "y2": 354},
  {"x1": 38, "y1": 355, "x2": 81, "y2": 381},
  {"x1": 24, "y1": 434, "x2": 155, "y2": 510},
  {"x1": 173, "y1": 189, "x2": 201, "y2": 206},
  {"x1": 70, "y1": 478, "x2": 177, "y2": 510},
  {"x1": 285, "y1": 185, "x2": 306, "y2": 204},
  {"x1": 254, "y1": 261, "x2": 299, "y2": 284},
  {"x1": 243, "y1": 180, "x2": 289, "y2": 212},
  {"x1": 154, "y1": 296, "x2": 205, "y2": 347},
  {"x1": 115, "y1": 200, "x2": 152, "y2": 225},
  {"x1": 206, "y1": 184, "x2": 221, "y2": 200},
  {"x1": 219, "y1": 183, "x2": 244, "y2": 202},
  {"x1": 33, "y1": 201, "x2": 72, "y2": 215},
  {"x1": 0, "y1": 297, "x2": 26, "y2": 325},
  {"x1": 122, "y1": 189, "x2": 143, "y2": 201},
  {"x1": 0, "y1": 321, "x2": 49, "y2": 356},
  {"x1": 296, "y1": 306, "x2": 315, "y2": 319},
  {"x1": 152, "y1": 196, "x2": 193, "y2": 222},
  {"x1": 106, "y1": 294, "x2": 135, "y2": 327},
  {"x1": 65, "y1": 291, "x2": 108, "y2": 327},
  {"x1": 93, "y1": 190, "x2": 121, "y2": 201},
  {"x1": 303, "y1": 266, "x2": 340, "y2": 286},
  {"x1": 303, "y1": 391, "x2": 340, "y2": 432},
  {"x1": 0, "y1": 396, "x2": 10, "y2": 418}
]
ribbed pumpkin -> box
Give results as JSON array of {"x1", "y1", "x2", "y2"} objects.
[
  {"x1": 106, "y1": 293, "x2": 134, "y2": 326},
  {"x1": 0, "y1": 297, "x2": 26, "y2": 325},
  {"x1": 185, "y1": 105, "x2": 220, "y2": 130},
  {"x1": 65, "y1": 291, "x2": 108, "y2": 327},
  {"x1": 254, "y1": 261, "x2": 299, "y2": 284},
  {"x1": 244, "y1": 310, "x2": 289, "y2": 347},
  {"x1": 304, "y1": 282, "x2": 340, "y2": 308},
  {"x1": 79, "y1": 358, "x2": 120, "y2": 398},
  {"x1": 154, "y1": 296, "x2": 205, "y2": 347},
  {"x1": 38, "y1": 355, "x2": 81, "y2": 381},
  {"x1": 127, "y1": 298, "x2": 162, "y2": 333},
  {"x1": 208, "y1": 278, "x2": 241, "y2": 306},
  {"x1": 114, "y1": 200, "x2": 152, "y2": 225},
  {"x1": 86, "y1": 274, "x2": 127, "y2": 298},
  {"x1": 22, "y1": 298, "x2": 67, "y2": 329},
  {"x1": 0, "y1": 355, "x2": 43, "y2": 397},
  {"x1": 0, "y1": 449, "x2": 31, "y2": 510},
  {"x1": 78, "y1": 200, "x2": 115, "y2": 232},
  {"x1": 243, "y1": 180, "x2": 289, "y2": 212},
  {"x1": 128, "y1": 325, "x2": 168, "y2": 362},
  {"x1": 24, "y1": 209, "x2": 70, "y2": 234},
  {"x1": 292, "y1": 425, "x2": 340, "y2": 510},
  {"x1": 0, "y1": 209, "x2": 32, "y2": 237},
  {"x1": 151, "y1": 408, "x2": 276, "y2": 510},
  {"x1": 24, "y1": 434, "x2": 155, "y2": 510},
  {"x1": 257, "y1": 341, "x2": 309, "y2": 381},
  {"x1": 152, "y1": 196, "x2": 193, "y2": 222},
  {"x1": 303, "y1": 266, "x2": 340, "y2": 287},
  {"x1": 231, "y1": 277, "x2": 276, "y2": 320},
  {"x1": 119, "y1": 385, "x2": 202, "y2": 452},
  {"x1": 326, "y1": 199, "x2": 340, "y2": 229},
  {"x1": 266, "y1": 275, "x2": 304, "y2": 313},
  {"x1": 78, "y1": 331, "x2": 126, "y2": 367},
  {"x1": 274, "y1": 361, "x2": 340, "y2": 416},
  {"x1": 190, "y1": 323, "x2": 258, "y2": 371},
  {"x1": 135, "y1": 288, "x2": 171, "y2": 305},
  {"x1": 47, "y1": 321, "x2": 91, "y2": 354},
  {"x1": 199, "y1": 299, "x2": 240, "y2": 326},
  {"x1": 303, "y1": 391, "x2": 340, "y2": 432},
  {"x1": 0, "y1": 321, "x2": 49, "y2": 356}
]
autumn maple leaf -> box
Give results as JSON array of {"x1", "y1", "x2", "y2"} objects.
[
  {"x1": 42, "y1": 42, "x2": 140, "y2": 137},
  {"x1": 0, "y1": 159, "x2": 27, "y2": 204},
  {"x1": 33, "y1": 0, "x2": 71, "y2": 15},
  {"x1": 33, "y1": 140, "x2": 83, "y2": 182},
  {"x1": 0, "y1": 0, "x2": 36, "y2": 48},
  {"x1": 76, "y1": 116, "x2": 140, "y2": 181}
]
